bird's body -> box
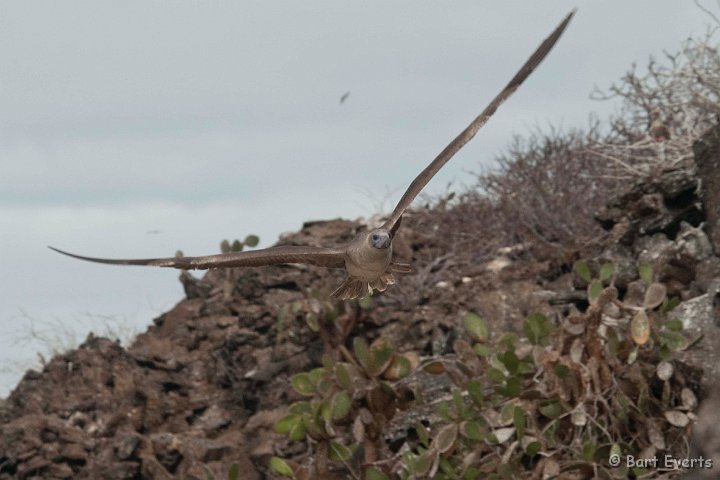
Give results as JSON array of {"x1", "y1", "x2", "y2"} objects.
[
  {"x1": 343, "y1": 231, "x2": 392, "y2": 281},
  {"x1": 50, "y1": 11, "x2": 575, "y2": 300},
  {"x1": 650, "y1": 108, "x2": 671, "y2": 142}
]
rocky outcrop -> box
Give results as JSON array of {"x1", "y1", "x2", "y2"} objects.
[{"x1": 693, "y1": 124, "x2": 720, "y2": 255}]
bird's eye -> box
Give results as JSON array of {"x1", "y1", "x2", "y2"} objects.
[{"x1": 372, "y1": 234, "x2": 379, "y2": 241}]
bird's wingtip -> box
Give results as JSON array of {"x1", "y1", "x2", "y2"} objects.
[
  {"x1": 48, "y1": 246, "x2": 76, "y2": 258},
  {"x1": 562, "y1": 8, "x2": 576, "y2": 24}
]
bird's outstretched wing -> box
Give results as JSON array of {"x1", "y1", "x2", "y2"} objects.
[
  {"x1": 382, "y1": 10, "x2": 575, "y2": 232},
  {"x1": 48, "y1": 245, "x2": 347, "y2": 270}
]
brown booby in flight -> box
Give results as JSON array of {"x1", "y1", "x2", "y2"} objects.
[{"x1": 50, "y1": 11, "x2": 575, "y2": 300}]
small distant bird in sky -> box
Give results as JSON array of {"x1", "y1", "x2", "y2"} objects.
[
  {"x1": 50, "y1": 11, "x2": 575, "y2": 300},
  {"x1": 146, "y1": 230, "x2": 161, "y2": 235},
  {"x1": 339, "y1": 91, "x2": 351, "y2": 105},
  {"x1": 649, "y1": 108, "x2": 671, "y2": 142}
]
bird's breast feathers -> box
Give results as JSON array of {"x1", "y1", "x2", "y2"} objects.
[{"x1": 344, "y1": 247, "x2": 392, "y2": 281}]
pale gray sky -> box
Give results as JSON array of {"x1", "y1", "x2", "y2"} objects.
[{"x1": 0, "y1": 1, "x2": 713, "y2": 395}]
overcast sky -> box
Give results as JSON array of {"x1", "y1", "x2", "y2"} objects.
[{"x1": 0, "y1": 0, "x2": 714, "y2": 395}]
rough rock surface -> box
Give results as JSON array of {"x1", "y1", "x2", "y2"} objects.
[
  {"x1": 674, "y1": 281, "x2": 720, "y2": 388},
  {"x1": 693, "y1": 123, "x2": 720, "y2": 255}
]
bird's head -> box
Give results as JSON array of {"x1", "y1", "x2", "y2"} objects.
[{"x1": 368, "y1": 229, "x2": 391, "y2": 249}]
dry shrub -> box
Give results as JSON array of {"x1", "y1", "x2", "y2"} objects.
[
  {"x1": 475, "y1": 126, "x2": 612, "y2": 260},
  {"x1": 589, "y1": 21, "x2": 720, "y2": 178},
  {"x1": 455, "y1": 22, "x2": 720, "y2": 262}
]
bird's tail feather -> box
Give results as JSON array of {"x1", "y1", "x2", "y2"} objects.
[
  {"x1": 331, "y1": 270, "x2": 399, "y2": 300},
  {"x1": 331, "y1": 277, "x2": 370, "y2": 300}
]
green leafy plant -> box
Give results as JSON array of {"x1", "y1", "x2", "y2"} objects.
[
  {"x1": 218, "y1": 234, "x2": 260, "y2": 300},
  {"x1": 393, "y1": 265, "x2": 692, "y2": 479},
  {"x1": 220, "y1": 234, "x2": 260, "y2": 253},
  {"x1": 273, "y1": 337, "x2": 418, "y2": 479},
  {"x1": 574, "y1": 260, "x2": 615, "y2": 305},
  {"x1": 270, "y1": 262, "x2": 693, "y2": 479}
]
